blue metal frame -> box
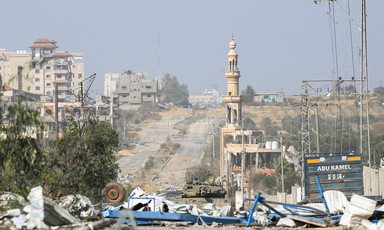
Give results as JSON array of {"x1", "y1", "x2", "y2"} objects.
[
  {"x1": 315, "y1": 175, "x2": 330, "y2": 213},
  {"x1": 103, "y1": 210, "x2": 246, "y2": 225},
  {"x1": 247, "y1": 192, "x2": 261, "y2": 227}
]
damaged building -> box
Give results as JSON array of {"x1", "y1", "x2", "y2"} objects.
[{"x1": 105, "y1": 71, "x2": 161, "y2": 106}]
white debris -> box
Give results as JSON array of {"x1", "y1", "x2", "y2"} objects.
[
  {"x1": 324, "y1": 190, "x2": 349, "y2": 214},
  {"x1": 128, "y1": 187, "x2": 171, "y2": 213},
  {"x1": 0, "y1": 208, "x2": 21, "y2": 219},
  {"x1": 362, "y1": 219, "x2": 378, "y2": 230},
  {"x1": 219, "y1": 206, "x2": 231, "y2": 217},
  {"x1": 25, "y1": 186, "x2": 48, "y2": 229},
  {"x1": 235, "y1": 191, "x2": 243, "y2": 210},
  {"x1": 0, "y1": 192, "x2": 26, "y2": 208},
  {"x1": 339, "y1": 194, "x2": 377, "y2": 227},
  {"x1": 11, "y1": 214, "x2": 26, "y2": 229},
  {"x1": 43, "y1": 197, "x2": 81, "y2": 226},
  {"x1": 60, "y1": 194, "x2": 96, "y2": 218},
  {"x1": 277, "y1": 217, "x2": 296, "y2": 227}
]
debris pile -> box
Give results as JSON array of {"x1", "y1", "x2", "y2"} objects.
[
  {"x1": 0, "y1": 186, "x2": 112, "y2": 229},
  {"x1": 103, "y1": 187, "x2": 384, "y2": 228},
  {"x1": 1, "y1": 184, "x2": 384, "y2": 229}
]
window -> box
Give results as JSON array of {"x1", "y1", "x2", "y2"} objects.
[
  {"x1": 122, "y1": 86, "x2": 127, "y2": 89},
  {"x1": 57, "y1": 74, "x2": 62, "y2": 78},
  {"x1": 46, "y1": 66, "x2": 50, "y2": 70},
  {"x1": 47, "y1": 83, "x2": 51, "y2": 87},
  {"x1": 147, "y1": 94, "x2": 151, "y2": 97},
  {"x1": 46, "y1": 75, "x2": 50, "y2": 78},
  {"x1": 146, "y1": 86, "x2": 151, "y2": 89},
  {"x1": 78, "y1": 73, "x2": 82, "y2": 79},
  {"x1": 35, "y1": 69, "x2": 40, "y2": 73},
  {"x1": 35, "y1": 78, "x2": 40, "y2": 82},
  {"x1": 35, "y1": 86, "x2": 40, "y2": 90}
]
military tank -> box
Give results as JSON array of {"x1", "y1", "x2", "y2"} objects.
[{"x1": 182, "y1": 174, "x2": 226, "y2": 198}]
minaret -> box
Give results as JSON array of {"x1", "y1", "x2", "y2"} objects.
[{"x1": 222, "y1": 37, "x2": 243, "y2": 128}]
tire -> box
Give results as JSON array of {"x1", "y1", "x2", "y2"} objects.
[{"x1": 102, "y1": 182, "x2": 126, "y2": 203}]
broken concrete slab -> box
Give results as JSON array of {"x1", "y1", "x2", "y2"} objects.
[
  {"x1": 43, "y1": 197, "x2": 81, "y2": 226},
  {"x1": 0, "y1": 192, "x2": 26, "y2": 208},
  {"x1": 60, "y1": 194, "x2": 96, "y2": 218},
  {"x1": 340, "y1": 194, "x2": 377, "y2": 227}
]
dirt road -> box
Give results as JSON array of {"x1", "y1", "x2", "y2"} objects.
[{"x1": 117, "y1": 110, "x2": 186, "y2": 180}]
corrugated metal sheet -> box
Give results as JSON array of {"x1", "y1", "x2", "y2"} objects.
[{"x1": 304, "y1": 152, "x2": 363, "y2": 199}]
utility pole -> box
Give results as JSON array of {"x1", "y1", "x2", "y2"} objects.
[
  {"x1": 55, "y1": 83, "x2": 59, "y2": 139},
  {"x1": 241, "y1": 131, "x2": 245, "y2": 197},
  {"x1": 362, "y1": 0, "x2": 371, "y2": 167},
  {"x1": 110, "y1": 96, "x2": 114, "y2": 127},
  {"x1": 212, "y1": 124, "x2": 215, "y2": 158},
  {"x1": 359, "y1": 0, "x2": 364, "y2": 160},
  {"x1": 315, "y1": 106, "x2": 320, "y2": 153},
  {"x1": 280, "y1": 134, "x2": 285, "y2": 193},
  {"x1": 300, "y1": 81, "x2": 309, "y2": 199}
]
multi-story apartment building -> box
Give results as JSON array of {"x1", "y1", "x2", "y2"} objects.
[
  {"x1": 0, "y1": 38, "x2": 84, "y2": 100},
  {"x1": 29, "y1": 38, "x2": 84, "y2": 98},
  {"x1": 105, "y1": 71, "x2": 161, "y2": 105}
]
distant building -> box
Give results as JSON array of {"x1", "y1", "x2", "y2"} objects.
[
  {"x1": 0, "y1": 49, "x2": 31, "y2": 91},
  {"x1": 253, "y1": 92, "x2": 284, "y2": 103},
  {"x1": 29, "y1": 38, "x2": 84, "y2": 98},
  {"x1": 105, "y1": 71, "x2": 161, "y2": 105},
  {"x1": 189, "y1": 89, "x2": 221, "y2": 106},
  {"x1": 0, "y1": 38, "x2": 85, "y2": 100},
  {"x1": 104, "y1": 73, "x2": 120, "y2": 97}
]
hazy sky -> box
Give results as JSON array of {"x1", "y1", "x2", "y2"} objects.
[{"x1": 2, "y1": 0, "x2": 384, "y2": 96}]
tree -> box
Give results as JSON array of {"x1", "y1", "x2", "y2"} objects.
[
  {"x1": 0, "y1": 98, "x2": 46, "y2": 197},
  {"x1": 241, "y1": 85, "x2": 255, "y2": 104},
  {"x1": 47, "y1": 116, "x2": 120, "y2": 202},
  {"x1": 243, "y1": 117, "x2": 257, "y2": 130},
  {"x1": 162, "y1": 74, "x2": 189, "y2": 107},
  {"x1": 374, "y1": 87, "x2": 384, "y2": 96},
  {"x1": 260, "y1": 117, "x2": 279, "y2": 136}
]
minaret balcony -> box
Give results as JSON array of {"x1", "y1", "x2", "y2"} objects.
[
  {"x1": 222, "y1": 95, "x2": 244, "y2": 103},
  {"x1": 224, "y1": 71, "x2": 240, "y2": 78}
]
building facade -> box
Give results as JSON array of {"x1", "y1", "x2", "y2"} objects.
[
  {"x1": 29, "y1": 38, "x2": 84, "y2": 98},
  {"x1": 254, "y1": 92, "x2": 284, "y2": 103},
  {"x1": 0, "y1": 49, "x2": 31, "y2": 91},
  {"x1": 0, "y1": 38, "x2": 84, "y2": 100},
  {"x1": 106, "y1": 71, "x2": 160, "y2": 105},
  {"x1": 189, "y1": 89, "x2": 221, "y2": 106}
]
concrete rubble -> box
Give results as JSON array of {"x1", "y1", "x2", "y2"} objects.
[
  {"x1": 102, "y1": 187, "x2": 384, "y2": 228},
  {"x1": 1, "y1": 184, "x2": 384, "y2": 229},
  {"x1": 0, "y1": 186, "x2": 103, "y2": 229}
]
